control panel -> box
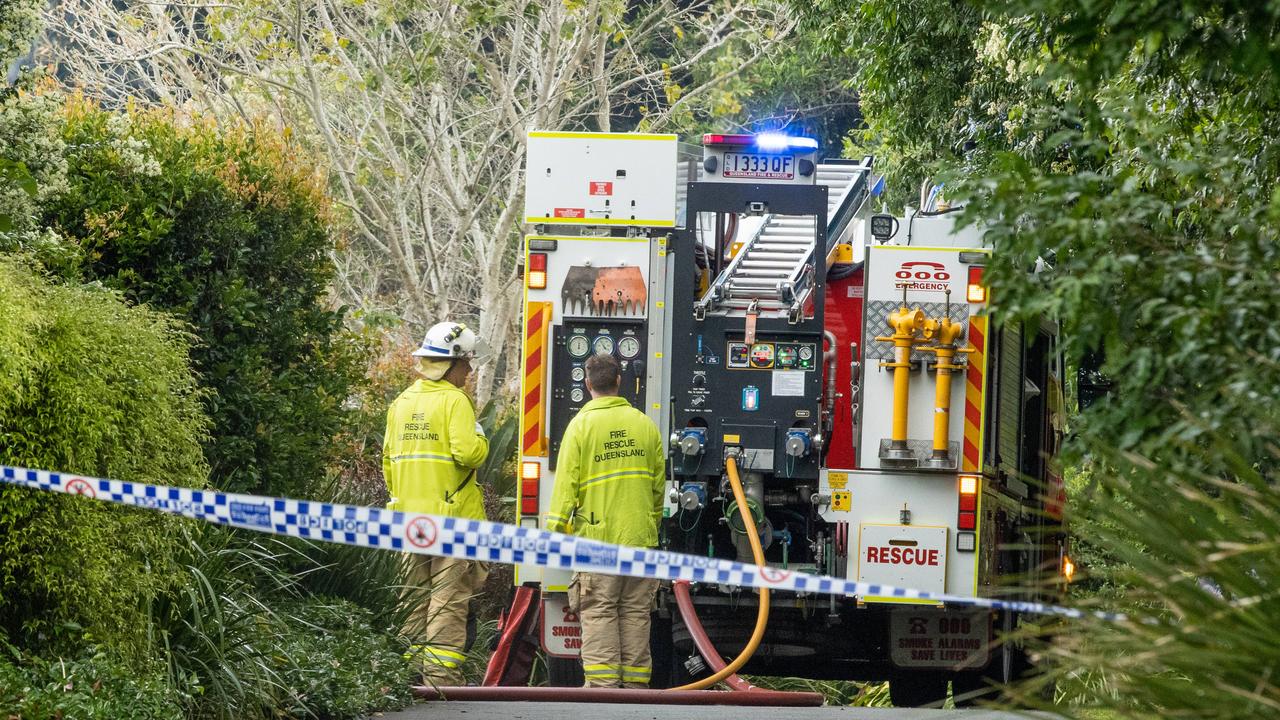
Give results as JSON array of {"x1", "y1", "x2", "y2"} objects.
[
  {"x1": 548, "y1": 319, "x2": 647, "y2": 466},
  {"x1": 673, "y1": 328, "x2": 823, "y2": 480},
  {"x1": 725, "y1": 340, "x2": 818, "y2": 371}
]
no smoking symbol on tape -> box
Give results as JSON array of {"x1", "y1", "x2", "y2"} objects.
[
  {"x1": 405, "y1": 517, "x2": 437, "y2": 548},
  {"x1": 65, "y1": 478, "x2": 96, "y2": 498}
]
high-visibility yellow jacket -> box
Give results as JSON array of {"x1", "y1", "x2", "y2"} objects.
[
  {"x1": 545, "y1": 395, "x2": 665, "y2": 548},
  {"x1": 383, "y1": 379, "x2": 489, "y2": 520}
]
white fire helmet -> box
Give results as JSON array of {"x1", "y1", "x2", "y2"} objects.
[{"x1": 412, "y1": 321, "x2": 486, "y2": 359}]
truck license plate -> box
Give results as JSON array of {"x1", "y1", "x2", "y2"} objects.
[
  {"x1": 722, "y1": 152, "x2": 795, "y2": 179},
  {"x1": 889, "y1": 608, "x2": 990, "y2": 669}
]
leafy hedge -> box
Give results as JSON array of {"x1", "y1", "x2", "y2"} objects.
[
  {"x1": 0, "y1": 256, "x2": 205, "y2": 661},
  {"x1": 0, "y1": 90, "x2": 412, "y2": 718},
  {"x1": 40, "y1": 94, "x2": 367, "y2": 499}
]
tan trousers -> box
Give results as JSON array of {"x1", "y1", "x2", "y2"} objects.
[
  {"x1": 403, "y1": 555, "x2": 488, "y2": 685},
  {"x1": 569, "y1": 572, "x2": 660, "y2": 688}
]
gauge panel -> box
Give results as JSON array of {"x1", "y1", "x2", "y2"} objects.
[
  {"x1": 548, "y1": 320, "x2": 648, "y2": 468},
  {"x1": 726, "y1": 341, "x2": 818, "y2": 371}
]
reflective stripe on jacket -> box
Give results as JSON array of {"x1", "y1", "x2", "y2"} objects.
[
  {"x1": 382, "y1": 378, "x2": 488, "y2": 519},
  {"x1": 545, "y1": 395, "x2": 664, "y2": 547}
]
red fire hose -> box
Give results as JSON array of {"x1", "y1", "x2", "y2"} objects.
[
  {"x1": 414, "y1": 578, "x2": 824, "y2": 705},
  {"x1": 671, "y1": 580, "x2": 758, "y2": 692},
  {"x1": 417, "y1": 456, "x2": 823, "y2": 705}
]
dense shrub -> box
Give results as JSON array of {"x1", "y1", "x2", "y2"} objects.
[
  {"x1": 39, "y1": 94, "x2": 368, "y2": 498},
  {"x1": 0, "y1": 92, "x2": 413, "y2": 718},
  {"x1": 0, "y1": 639, "x2": 183, "y2": 720},
  {"x1": 0, "y1": 256, "x2": 205, "y2": 660},
  {"x1": 272, "y1": 600, "x2": 414, "y2": 717}
]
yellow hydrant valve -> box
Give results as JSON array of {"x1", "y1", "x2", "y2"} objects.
[
  {"x1": 917, "y1": 291, "x2": 974, "y2": 469},
  {"x1": 874, "y1": 297, "x2": 926, "y2": 466}
]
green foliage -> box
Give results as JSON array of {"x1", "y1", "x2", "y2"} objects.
[
  {"x1": 745, "y1": 675, "x2": 892, "y2": 706},
  {"x1": 0, "y1": 639, "x2": 184, "y2": 720},
  {"x1": 0, "y1": 256, "x2": 205, "y2": 660},
  {"x1": 1, "y1": 93, "x2": 412, "y2": 717},
  {"x1": 476, "y1": 397, "x2": 519, "y2": 521},
  {"x1": 273, "y1": 599, "x2": 414, "y2": 717},
  {"x1": 149, "y1": 525, "x2": 412, "y2": 719},
  {"x1": 801, "y1": 0, "x2": 1000, "y2": 209},
  {"x1": 41, "y1": 94, "x2": 369, "y2": 498},
  {"x1": 1040, "y1": 430, "x2": 1280, "y2": 718},
  {"x1": 0, "y1": 157, "x2": 36, "y2": 232},
  {"x1": 0, "y1": 0, "x2": 41, "y2": 70},
  {"x1": 669, "y1": 29, "x2": 862, "y2": 155},
  {"x1": 0, "y1": 87, "x2": 72, "y2": 266},
  {"x1": 795, "y1": 0, "x2": 1280, "y2": 714}
]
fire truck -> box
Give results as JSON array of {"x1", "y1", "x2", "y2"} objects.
[{"x1": 512, "y1": 130, "x2": 1069, "y2": 706}]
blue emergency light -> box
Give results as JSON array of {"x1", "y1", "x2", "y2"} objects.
[{"x1": 703, "y1": 132, "x2": 819, "y2": 153}]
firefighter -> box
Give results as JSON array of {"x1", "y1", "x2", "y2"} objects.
[
  {"x1": 545, "y1": 353, "x2": 666, "y2": 688},
  {"x1": 383, "y1": 321, "x2": 490, "y2": 685}
]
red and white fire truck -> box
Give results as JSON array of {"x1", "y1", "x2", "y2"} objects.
[{"x1": 511, "y1": 130, "x2": 1069, "y2": 706}]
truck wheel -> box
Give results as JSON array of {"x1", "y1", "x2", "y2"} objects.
[
  {"x1": 952, "y1": 670, "x2": 997, "y2": 707},
  {"x1": 888, "y1": 674, "x2": 948, "y2": 707},
  {"x1": 546, "y1": 655, "x2": 583, "y2": 687},
  {"x1": 953, "y1": 644, "x2": 1056, "y2": 707}
]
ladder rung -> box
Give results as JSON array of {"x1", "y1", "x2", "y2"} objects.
[
  {"x1": 735, "y1": 269, "x2": 792, "y2": 279},
  {"x1": 740, "y1": 260, "x2": 797, "y2": 269},
  {"x1": 723, "y1": 299, "x2": 787, "y2": 310},
  {"x1": 730, "y1": 278, "x2": 782, "y2": 289}
]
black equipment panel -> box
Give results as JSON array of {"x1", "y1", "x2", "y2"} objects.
[
  {"x1": 548, "y1": 319, "x2": 647, "y2": 468},
  {"x1": 673, "y1": 326, "x2": 824, "y2": 480},
  {"x1": 668, "y1": 181, "x2": 829, "y2": 481}
]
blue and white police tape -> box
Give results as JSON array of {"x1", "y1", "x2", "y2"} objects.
[{"x1": 0, "y1": 464, "x2": 1127, "y2": 624}]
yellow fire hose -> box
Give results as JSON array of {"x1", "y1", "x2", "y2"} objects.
[{"x1": 672, "y1": 453, "x2": 770, "y2": 690}]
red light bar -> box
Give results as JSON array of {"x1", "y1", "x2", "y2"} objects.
[
  {"x1": 958, "y1": 511, "x2": 977, "y2": 530},
  {"x1": 529, "y1": 252, "x2": 547, "y2": 272},
  {"x1": 702, "y1": 133, "x2": 755, "y2": 147}
]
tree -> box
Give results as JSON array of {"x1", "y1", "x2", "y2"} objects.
[
  {"x1": 42, "y1": 0, "x2": 795, "y2": 402},
  {"x1": 33, "y1": 94, "x2": 367, "y2": 498},
  {"x1": 794, "y1": 0, "x2": 1280, "y2": 714}
]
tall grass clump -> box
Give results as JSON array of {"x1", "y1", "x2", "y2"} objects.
[
  {"x1": 149, "y1": 525, "x2": 415, "y2": 719},
  {"x1": 1029, "y1": 405, "x2": 1280, "y2": 718}
]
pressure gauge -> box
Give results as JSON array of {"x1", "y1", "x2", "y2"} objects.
[
  {"x1": 593, "y1": 335, "x2": 614, "y2": 355},
  {"x1": 571, "y1": 366, "x2": 585, "y2": 382},
  {"x1": 567, "y1": 334, "x2": 591, "y2": 358},
  {"x1": 570, "y1": 387, "x2": 585, "y2": 403},
  {"x1": 618, "y1": 336, "x2": 641, "y2": 359},
  {"x1": 798, "y1": 345, "x2": 814, "y2": 361}
]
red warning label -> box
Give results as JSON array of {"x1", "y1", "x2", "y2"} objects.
[
  {"x1": 553, "y1": 207, "x2": 585, "y2": 218},
  {"x1": 588, "y1": 182, "x2": 613, "y2": 196},
  {"x1": 65, "y1": 478, "x2": 96, "y2": 498},
  {"x1": 405, "y1": 516, "x2": 438, "y2": 548}
]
